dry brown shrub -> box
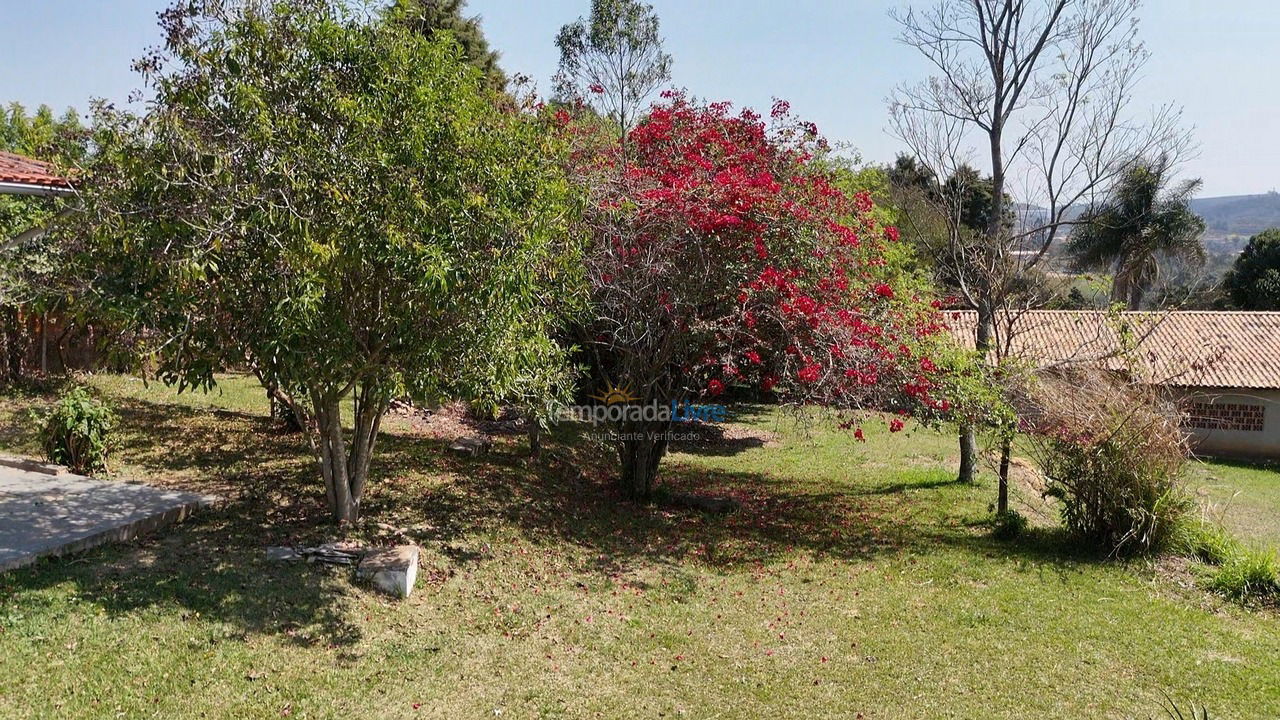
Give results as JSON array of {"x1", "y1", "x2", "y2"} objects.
[{"x1": 1013, "y1": 369, "x2": 1192, "y2": 555}]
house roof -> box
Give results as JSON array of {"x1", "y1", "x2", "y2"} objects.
[
  {"x1": 945, "y1": 310, "x2": 1280, "y2": 390},
  {"x1": 0, "y1": 151, "x2": 72, "y2": 195}
]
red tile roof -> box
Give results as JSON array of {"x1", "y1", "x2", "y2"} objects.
[
  {"x1": 945, "y1": 310, "x2": 1280, "y2": 390},
  {"x1": 0, "y1": 151, "x2": 72, "y2": 191}
]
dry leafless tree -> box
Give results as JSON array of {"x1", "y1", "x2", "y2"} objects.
[{"x1": 888, "y1": 0, "x2": 1193, "y2": 505}]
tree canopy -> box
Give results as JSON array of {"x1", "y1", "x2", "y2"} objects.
[
  {"x1": 563, "y1": 94, "x2": 945, "y2": 500},
  {"x1": 886, "y1": 155, "x2": 1014, "y2": 292},
  {"x1": 1067, "y1": 157, "x2": 1206, "y2": 310},
  {"x1": 1225, "y1": 228, "x2": 1280, "y2": 310},
  {"x1": 385, "y1": 0, "x2": 507, "y2": 90},
  {"x1": 72, "y1": 0, "x2": 582, "y2": 523},
  {"x1": 554, "y1": 0, "x2": 671, "y2": 139}
]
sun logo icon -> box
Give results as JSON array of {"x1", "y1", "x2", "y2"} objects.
[{"x1": 591, "y1": 381, "x2": 640, "y2": 405}]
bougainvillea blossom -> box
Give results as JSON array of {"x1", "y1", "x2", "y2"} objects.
[{"x1": 564, "y1": 92, "x2": 945, "y2": 499}]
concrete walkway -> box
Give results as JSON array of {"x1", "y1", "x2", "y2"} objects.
[{"x1": 0, "y1": 459, "x2": 219, "y2": 572}]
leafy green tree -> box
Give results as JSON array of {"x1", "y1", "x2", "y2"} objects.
[
  {"x1": 886, "y1": 155, "x2": 1012, "y2": 286},
  {"x1": 1067, "y1": 157, "x2": 1206, "y2": 309},
  {"x1": 943, "y1": 166, "x2": 1009, "y2": 237},
  {"x1": 1224, "y1": 228, "x2": 1280, "y2": 310},
  {"x1": 385, "y1": 0, "x2": 507, "y2": 90},
  {"x1": 886, "y1": 154, "x2": 933, "y2": 194},
  {"x1": 73, "y1": 0, "x2": 582, "y2": 524},
  {"x1": 889, "y1": 157, "x2": 1008, "y2": 233},
  {"x1": 829, "y1": 161, "x2": 933, "y2": 297},
  {"x1": 0, "y1": 103, "x2": 86, "y2": 380},
  {"x1": 554, "y1": 0, "x2": 671, "y2": 140}
]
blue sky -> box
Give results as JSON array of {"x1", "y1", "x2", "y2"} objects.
[{"x1": 2, "y1": 1, "x2": 1277, "y2": 196}]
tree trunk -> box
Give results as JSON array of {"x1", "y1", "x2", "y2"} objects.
[
  {"x1": 616, "y1": 419, "x2": 671, "y2": 501},
  {"x1": 310, "y1": 386, "x2": 385, "y2": 526},
  {"x1": 975, "y1": 104, "x2": 1006, "y2": 495},
  {"x1": 267, "y1": 382, "x2": 303, "y2": 433},
  {"x1": 1111, "y1": 258, "x2": 1149, "y2": 310},
  {"x1": 958, "y1": 118, "x2": 1005, "y2": 488},
  {"x1": 39, "y1": 312, "x2": 47, "y2": 375},
  {"x1": 527, "y1": 422, "x2": 542, "y2": 458},
  {"x1": 1111, "y1": 266, "x2": 1132, "y2": 307},
  {"x1": 1127, "y1": 281, "x2": 1146, "y2": 311},
  {"x1": 958, "y1": 427, "x2": 978, "y2": 483},
  {"x1": 54, "y1": 325, "x2": 72, "y2": 373},
  {"x1": 958, "y1": 303, "x2": 995, "y2": 483},
  {"x1": 2, "y1": 306, "x2": 23, "y2": 383},
  {"x1": 997, "y1": 436, "x2": 1012, "y2": 515}
]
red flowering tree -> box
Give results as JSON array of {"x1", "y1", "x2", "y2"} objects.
[{"x1": 565, "y1": 93, "x2": 946, "y2": 500}]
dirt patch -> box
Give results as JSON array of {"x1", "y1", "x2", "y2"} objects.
[
  {"x1": 669, "y1": 421, "x2": 780, "y2": 456},
  {"x1": 389, "y1": 400, "x2": 528, "y2": 442},
  {"x1": 1007, "y1": 455, "x2": 1046, "y2": 495},
  {"x1": 1005, "y1": 455, "x2": 1060, "y2": 527}
]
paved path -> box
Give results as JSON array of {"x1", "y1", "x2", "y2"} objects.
[{"x1": 0, "y1": 459, "x2": 219, "y2": 572}]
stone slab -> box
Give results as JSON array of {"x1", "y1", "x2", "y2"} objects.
[{"x1": 0, "y1": 463, "x2": 219, "y2": 572}]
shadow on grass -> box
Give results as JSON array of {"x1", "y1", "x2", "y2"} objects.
[
  {"x1": 1193, "y1": 455, "x2": 1280, "y2": 474},
  {"x1": 0, "y1": 391, "x2": 361, "y2": 649},
  {"x1": 367, "y1": 420, "x2": 1100, "y2": 576},
  {"x1": 0, "y1": 375, "x2": 79, "y2": 453},
  {"x1": 2, "y1": 390, "x2": 1097, "y2": 645},
  {"x1": 667, "y1": 421, "x2": 771, "y2": 457},
  {"x1": 0, "y1": 483, "x2": 364, "y2": 648},
  {"x1": 107, "y1": 398, "x2": 309, "y2": 482},
  {"x1": 0, "y1": 384, "x2": 307, "y2": 495}
]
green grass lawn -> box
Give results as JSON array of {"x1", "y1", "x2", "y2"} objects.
[
  {"x1": 0, "y1": 374, "x2": 1276, "y2": 719},
  {"x1": 1186, "y1": 457, "x2": 1280, "y2": 548}
]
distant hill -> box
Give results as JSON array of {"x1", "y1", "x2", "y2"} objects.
[
  {"x1": 1190, "y1": 192, "x2": 1280, "y2": 237},
  {"x1": 1017, "y1": 193, "x2": 1280, "y2": 239}
]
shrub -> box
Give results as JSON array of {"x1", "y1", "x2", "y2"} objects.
[
  {"x1": 1172, "y1": 519, "x2": 1238, "y2": 566},
  {"x1": 33, "y1": 386, "x2": 115, "y2": 475},
  {"x1": 563, "y1": 92, "x2": 945, "y2": 500},
  {"x1": 1021, "y1": 372, "x2": 1191, "y2": 556},
  {"x1": 1208, "y1": 547, "x2": 1280, "y2": 602},
  {"x1": 991, "y1": 509, "x2": 1028, "y2": 540},
  {"x1": 1039, "y1": 435, "x2": 1190, "y2": 555},
  {"x1": 1171, "y1": 518, "x2": 1280, "y2": 604}
]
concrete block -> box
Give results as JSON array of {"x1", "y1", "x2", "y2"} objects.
[{"x1": 357, "y1": 545, "x2": 419, "y2": 598}]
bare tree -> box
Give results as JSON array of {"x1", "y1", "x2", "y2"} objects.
[{"x1": 888, "y1": 0, "x2": 1192, "y2": 507}]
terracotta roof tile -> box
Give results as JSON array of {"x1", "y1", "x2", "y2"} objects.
[
  {"x1": 0, "y1": 151, "x2": 71, "y2": 190},
  {"x1": 944, "y1": 310, "x2": 1280, "y2": 390}
]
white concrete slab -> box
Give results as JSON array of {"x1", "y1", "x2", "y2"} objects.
[{"x1": 0, "y1": 464, "x2": 219, "y2": 572}]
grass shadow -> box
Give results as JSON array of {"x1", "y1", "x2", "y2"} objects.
[
  {"x1": 0, "y1": 487, "x2": 364, "y2": 648},
  {"x1": 0, "y1": 385, "x2": 361, "y2": 648},
  {"x1": 1192, "y1": 455, "x2": 1280, "y2": 474},
  {"x1": 2, "y1": 384, "x2": 1103, "y2": 643},
  {"x1": 667, "y1": 421, "x2": 771, "y2": 457},
  {"x1": 374, "y1": 423, "x2": 1101, "y2": 577}
]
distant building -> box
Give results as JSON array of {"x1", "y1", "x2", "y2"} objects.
[{"x1": 946, "y1": 310, "x2": 1280, "y2": 460}]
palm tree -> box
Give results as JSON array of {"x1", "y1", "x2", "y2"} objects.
[{"x1": 1067, "y1": 157, "x2": 1206, "y2": 309}]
